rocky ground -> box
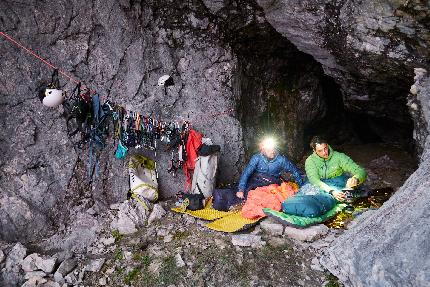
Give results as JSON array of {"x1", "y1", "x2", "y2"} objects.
[{"x1": 0, "y1": 143, "x2": 417, "y2": 287}]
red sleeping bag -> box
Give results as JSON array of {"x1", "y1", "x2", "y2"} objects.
[{"x1": 241, "y1": 182, "x2": 298, "y2": 219}]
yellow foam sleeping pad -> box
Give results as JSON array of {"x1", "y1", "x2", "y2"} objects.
[
  {"x1": 171, "y1": 197, "x2": 262, "y2": 232},
  {"x1": 205, "y1": 212, "x2": 261, "y2": 233},
  {"x1": 171, "y1": 197, "x2": 235, "y2": 221}
]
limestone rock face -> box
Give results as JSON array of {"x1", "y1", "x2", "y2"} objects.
[
  {"x1": 0, "y1": 0, "x2": 244, "y2": 242},
  {"x1": 0, "y1": 0, "x2": 331, "y2": 242},
  {"x1": 321, "y1": 75, "x2": 430, "y2": 286},
  {"x1": 0, "y1": 1, "x2": 429, "y2": 286},
  {"x1": 257, "y1": 0, "x2": 428, "y2": 131}
]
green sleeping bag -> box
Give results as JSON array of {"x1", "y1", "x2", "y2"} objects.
[{"x1": 262, "y1": 203, "x2": 347, "y2": 228}]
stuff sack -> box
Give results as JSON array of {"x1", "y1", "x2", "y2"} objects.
[
  {"x1": 212, "y1": 188, "x2": 242, "y2": 211},
  {"x1": 129, "y1": 155, "x2": 158, "y2": 202},
  {"x1": 182, "y1": 193, "x2": 204, "y2": 211},
  {"x1": 281, "y1": 193, "x2": 336, "y2": 218},
  {"x1": 191, "y1": 153, "x2": 218, "y2": 198}
]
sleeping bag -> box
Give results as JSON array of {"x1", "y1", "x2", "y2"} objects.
[
  {"x1": 263, "y1": 203, "x2": 346, "y2": 228},
  {"x1": 281, "y1": 192, "x2": 336, "y2": 218},
  {"x1": 241, "y1": 182, "x2": 298, "y2": 219}
]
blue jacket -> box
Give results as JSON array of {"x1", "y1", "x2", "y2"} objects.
[{"x1": 238, "y1": 153, "x2": 303, "y2": 191}]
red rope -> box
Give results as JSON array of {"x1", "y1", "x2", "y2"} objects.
[
  {"x1": 0, "y1": 31, "x2": 81, "y2": 85},
  {"x1": 0, "y1": 31, "x2": 234, "y2": 120}
]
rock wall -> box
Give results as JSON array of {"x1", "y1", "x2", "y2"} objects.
[
  {"x1": 257, "y1": 0, "x2": 429, "y2": 147},
  {"x1": 250, "y1": 1, "x2": 430, "y2": 286},
  {"x1": 0, "y1": 0, "x2": 246, "y2": 242},
  {"x1": 321, "y1": 72, "x2": 430, "y2": 286},
  {"x1": 0, "y1": 0, "x2": 334, "y2": 242},
  {"x1": 1, "y1": 1, "x2": 429, "y2": 285}
]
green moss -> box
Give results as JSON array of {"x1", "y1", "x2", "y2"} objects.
[
  {"x1": 113, "y1": 248, "x2": 123, "y2": 261},
  {"x1": 172, "y1": 230, "x2": 190, "y2": 241},
  {"x1": 157, "y1": 255, "x2": 186, "y2": 285},
  {"x1": 325, "y1": 273, "x2": 342, "y2": 287},
  {"x1": 140, "y1": 255, "x2": 151, "y2": 268},
  {"x1": 111, "y1": 230, "x2": 123, "y2": 242},
  {"x1": 124, "y1": 268, "x2": 140, "y2": 285}
]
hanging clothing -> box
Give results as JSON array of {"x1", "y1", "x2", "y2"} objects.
[{"x1": 183, "y1": 129, "x2": 202, "y2": 189}]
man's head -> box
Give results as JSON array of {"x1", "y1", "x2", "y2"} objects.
[
  {"x1": 310, "y1": 136, "x2": 329, "y2": 159},
  {"x1": 259, "y1": 137, "x2": 277, "y2": 159}
]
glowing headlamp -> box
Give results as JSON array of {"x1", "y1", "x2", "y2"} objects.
[{"x1": 261, "y1": 137, "x2": 276, "y2": 150}]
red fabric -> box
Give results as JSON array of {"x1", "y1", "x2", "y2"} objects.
[
  {"x1": 183, "y1": 129, "x2": 202, "y2": 189},
  {"x1": 241, "y1": 182, "x2": 298, "y2": 219}
]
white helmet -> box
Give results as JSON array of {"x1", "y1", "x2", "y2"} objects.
[
  {"x1": 157, "y1": 75, "x2": 174, "y2": 87},
  {"x1": 43, "y1": 88, "x2": 64, "y2": 107}
]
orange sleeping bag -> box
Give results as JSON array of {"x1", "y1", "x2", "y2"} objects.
[{"x1": 241, "y1": 182, "x2": 298, "y2": 219}]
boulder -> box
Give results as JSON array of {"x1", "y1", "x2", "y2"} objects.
[
  {"x1": 21, "y1": 254, "x2": 40, "y2": 272},
  {"x1": 175, "y1": 254, "x2": 186, "y2": 268},
  {"x1": 0, "y1": 249, "x2": 4, "y2": 263},
  {"x1": 34, "y1": 255, "x2": 57, "y2": 274},
  {"x1": 99, "y1": 276, "x2": 107, "y2": 286},
  {"x1": 101, "y1": 237, "x2": 115, "y2": 246},
  {"x1": 53, "y1": 258, "x2": 77, "y2": 284},
  {"x1": 231, "y1": 234, "x2": 265, "y2": 248},
  {"x1": 283, "y1": 224, "x2": 329, "y2": 242},
  {"x1": 85, "y1": 258, "x2": 105, "y2": 273},
  {"x1": 321, "y1": 75, "x2": 430, "y2": 286},
  {"x1": 24, "y1": 271, "x2": 47, "y2": 280},
  {"x1": 5, "y1": 243, "x2": 27, "y2": 270},
  {"x1": 148, "y1": 203, "x2": 167, "y2": 225},
  {"x1": 110, "y1": 200, "x2": 148, "y2": 235},
  {"x1": 260, "y1": 218, "x2": 284, "y2": 236},
  {"x1": 64, "y1": 269, "x2": 79, "y2": 285},
  {"x1": 21, "y1": 276, "x2": 47, "y2": 287}
]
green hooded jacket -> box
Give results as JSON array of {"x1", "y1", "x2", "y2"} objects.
[{"x1": 305, "y1": 145, "x2": 367, "y2": 192}]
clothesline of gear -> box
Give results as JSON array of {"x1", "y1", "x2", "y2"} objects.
[{"x1": 0, "y1": 31, "x2": 233, "y2": 180}]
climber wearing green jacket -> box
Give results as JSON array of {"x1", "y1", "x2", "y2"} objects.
[{"x1": 305, "y1": 136, "x2": 367, "y2": 202}]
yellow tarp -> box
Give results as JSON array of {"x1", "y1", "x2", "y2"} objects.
[{"x1": 171, "y1": 197, "x2": 262, "y2": 232}]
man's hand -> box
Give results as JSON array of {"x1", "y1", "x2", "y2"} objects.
[
  {"x1": 331, "y1": 190, "x2": 346, "y2": 202},
  {"x1": 236, "y1": 191, "x2": 244, "y2": 199},
  {"x1": 346, "y1": 177, "x2": 358, "y2": 188}
]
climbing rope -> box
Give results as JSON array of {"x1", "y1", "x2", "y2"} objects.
[{"x1": 0, "y1": 31, "x2": 235, "y2": 121}]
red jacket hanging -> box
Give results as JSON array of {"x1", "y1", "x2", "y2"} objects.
[{"x1": 183, "y1": 129, "x2": 202, "y2": 190}]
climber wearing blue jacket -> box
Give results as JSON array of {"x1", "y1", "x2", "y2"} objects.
[{"x1": 236, "y1": 138, "x2": 304, "y2": 199}]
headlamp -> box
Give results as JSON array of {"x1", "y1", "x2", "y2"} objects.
[{"x1": 261, "y1": 137, "x2": 276, "y2": 150}]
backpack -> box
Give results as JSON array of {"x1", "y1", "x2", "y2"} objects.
[
  {"x1": 191, "y1": 149, "x2": 218, "y2": 198},
  {"x1": 128, "y1": 155, "x2": 158, "y2": 202}
]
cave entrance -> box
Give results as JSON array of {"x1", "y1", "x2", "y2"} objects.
[{"x1": 228, "y1": 20, "x2": 417, "y2": 192}]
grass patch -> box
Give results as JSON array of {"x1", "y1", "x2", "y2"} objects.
[
  {"x1": 124, "y1": 268, "x2": 140, "y2": 285},
  {"x1": 111, "y1": 229, "x2": 123, "y2": 242},
  {"x1": 325, "y1": 273, "x2": 341, "y2": 287},
  {"x1": 157, "y1": 255, "x2": 185, "y2": 285},
  {"x1": 132, "y1": 253, "x2": 151, "y2": 267},
  {"x1": 113, "y1": 248, "x2": 123, "y2": 261},
  {"x1": 172, "y1": 230, "x2": 190, "y2": 241}
]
